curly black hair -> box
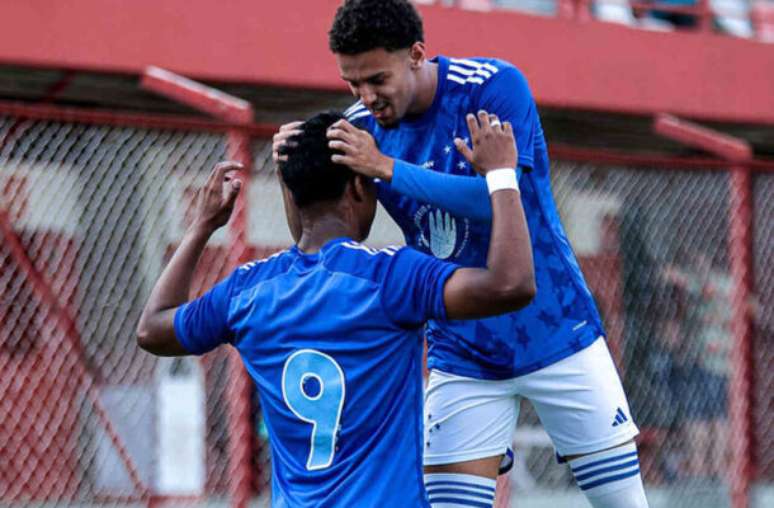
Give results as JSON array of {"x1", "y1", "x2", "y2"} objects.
[
  {"x1": 329, "y1": 0, "x2": 424, "y2": 55},
  {"x1": 278, "y1": 111, "x2": 355, "y2": 208}
]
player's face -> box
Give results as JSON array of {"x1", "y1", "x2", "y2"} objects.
[{"x1": 336, "y1": 47, "x2": 420, "y2": 127}]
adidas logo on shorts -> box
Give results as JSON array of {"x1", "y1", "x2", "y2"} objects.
[{"x1": 611, "y1": 407, "x2": 628, "y2": 427}]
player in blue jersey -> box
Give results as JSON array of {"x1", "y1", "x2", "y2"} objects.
[
  {"x1": 274, "y1": 2, "x2": 648, "y2": 507},
  {"x1": 137, "y1": 110, "x2": 536, "y2": 507}
]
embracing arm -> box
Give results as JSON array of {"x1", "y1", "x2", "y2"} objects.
[
  {"x1": 326, "y1": 119, "x2": 500, "y2": 223},
  {"x1": 136, "y1": 161, "x2": 242, "y2": 356},
  {"x1": 391, "y1": 160, "x2": 497, "y2": 223}
]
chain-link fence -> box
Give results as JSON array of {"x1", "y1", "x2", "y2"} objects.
[
  {"x1": 0, "y1": 111, "x2": 253, "y2": 506},
  {"x1": 510, "y1": 162, "x2": 748, "y2": 507},
  {"x1": 752, "y1": 172, "x2": 773, "y2": 486},
  {"x1": 0, "y1": 103, "x2": 770, "y2": 507}
]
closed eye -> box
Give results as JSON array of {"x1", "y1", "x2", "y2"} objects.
[{"x1": 344, "y1": 72, "x2": 388, "y2": 88}]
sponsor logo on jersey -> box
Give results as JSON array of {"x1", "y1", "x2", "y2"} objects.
[{"x1": 414, "y1": 205, "x2": 470, "y2": 260}]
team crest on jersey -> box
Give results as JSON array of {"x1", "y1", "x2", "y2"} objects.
[{"x1": 414, "y1": 205, "x2": 470, "y2": 260}]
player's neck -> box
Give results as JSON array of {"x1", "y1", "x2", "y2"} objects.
[
  {"x1": 406, "y1": 61, "x2": 438, "y2": 116},
  {"x1": 296, "y1": 210, "x2": 357, "y2": 254}
]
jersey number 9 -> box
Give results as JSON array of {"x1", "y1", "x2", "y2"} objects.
[{"x1": 281, "y1": 349, "x2": 346, "y2": 470}]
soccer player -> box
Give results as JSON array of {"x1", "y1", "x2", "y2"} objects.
[
  {"x1": 274, "y1": 1, "x2": 648, "y2": 507},
  {"x1": 137, "y1": 110, "x2": 535, "y2": 507}
]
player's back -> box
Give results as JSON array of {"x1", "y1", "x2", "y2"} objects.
[{"x1": 222, "y1": 238, "x2": 453, "y2": 507}]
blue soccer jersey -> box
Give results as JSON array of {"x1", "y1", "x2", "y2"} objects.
[
  {"x1": 174, "y1": 238, "x2": 458, "y2": 507},
  {"x1": 347, "y1": 55, "x2": 605, "y2": 379}
]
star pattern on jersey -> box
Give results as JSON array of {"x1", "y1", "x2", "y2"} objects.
[
  {"x1": 514, "y1": 325, "x2": 531, "y2": 350},
  {"x1": 519, "y1": 184, "x2": 540, "y2": 208},
  {"x1": 561, "y1": 296, "x2": 582, "y2": 319},
  {"x1": 444, "y1": 145, "x2": 452, "y2": 154},
  {"x1": 548, "y1": 266, "x2": 573, "y2": 290},
  {"x1": 534, "y1": 236, "x2": 555, "y2": 259},
  {"x1": 568, "y1": 337, "x2": 584, "y2": 352},
  {"x1": 537, "y1": 310, "x2": 560, "y2": 329},
  {"x1": 471, "y1": 322, "x2": 515, "y2": 368},
  {"x1": 457, "y1": 161, "x2": 467, "y2": 170},
  {"x1": 422, "y1": 160, "x2": 435, "y2": 168},
  {"x1": 475, "y1": 322, "x2": 498, "y2": 352}
]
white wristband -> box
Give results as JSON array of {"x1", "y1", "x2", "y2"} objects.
[{"x1": 485, "y1": 168, "x2": 519, "y2": 194}]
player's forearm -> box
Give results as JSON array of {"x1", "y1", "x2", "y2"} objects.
[
  {"x1": 443, "y1": 188, "x2": 534, "y2": 320},
  {"x1": 391, "y1": 160, "x2": 492, "y2": 223},
  {"x1": 137, "y1": 225, "x2": 212, "y2": 350},
  {"x1": 486, "y1": 188, "x2": 535, "y2": 308},
  {"x1": 149, "y1": 225, "x2": 212, "y2": 310}
]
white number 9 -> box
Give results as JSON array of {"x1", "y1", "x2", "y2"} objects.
[{"x1": 281, "y1": 349, "x2": 346, "y2": 470}]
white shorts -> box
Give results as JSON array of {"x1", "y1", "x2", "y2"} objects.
[{"x1": 423, "y1": 337, "x2": 639, "y2": 466}]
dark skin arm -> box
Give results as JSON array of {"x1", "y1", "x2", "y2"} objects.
[
  {"x1": 441, "y1": 111, "x2": 536, "y2": 320},
  {"x1": 136, "y1": 161, "x2": 243, "y2": 356}
]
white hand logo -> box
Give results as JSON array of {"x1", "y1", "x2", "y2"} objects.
[{"x1": 428, "y1": 209, "x2": 457, "y2": 259}]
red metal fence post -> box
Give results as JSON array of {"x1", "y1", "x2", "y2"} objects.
[
  {"x1": 141, "y1": 68, "x2": 255, "y2": 508},
  {"x1": 698, "y1": 0, "x2": 713, "y2": 33},
  {"x1": 727, "y1": 165, "x2": 755, "y2": 508},
  {"x1": 225, "y1": 128, "x2": 255, "y2": 508},
  {"x1": 654, "y1": 114, "x2": 754, "y2": 508}
]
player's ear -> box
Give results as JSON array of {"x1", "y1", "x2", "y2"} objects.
[
  {"x1": 350, "y1": 175, "x2": 370, "y2": 203},
  {"x1": 408, "y1": 42, "x2": 426, "y2": 70},
  {"x1": 278, "y1": 174, "x2": 303, "y2": 243}
]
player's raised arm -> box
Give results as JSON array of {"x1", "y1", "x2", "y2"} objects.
[
  {"x1": 136, "y1": 161, "x2": 243, "y2": 356},
  {"x1": 442, "y1": 111, "x2": 535, "y2": 319}
]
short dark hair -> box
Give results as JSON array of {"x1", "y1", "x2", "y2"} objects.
[
  {"x1": 278, "y1": 111, "x2": 354, "y2": 208},
  {"x1": 329, "y1": 0, "x2": 424, "y2": 55}
]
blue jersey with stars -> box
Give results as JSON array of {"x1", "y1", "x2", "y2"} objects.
[
  {"x1": 174, "y1": 238, "x2": 458, "y2": 507},
  {"x1": 347, "y1": 55, "x2": 605, "y2": 379}
]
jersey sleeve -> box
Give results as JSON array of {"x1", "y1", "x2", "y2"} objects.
[
  {"x1": 380, "y1": 247, "x2": 460, "y2": 328},
  {"x1": 390, "y1": 160, "x2": 524, "y2": 224},
  {"x1": 477, "y1": 65, "x2": 537, "y2": 170},
  {"x1": 174, "y1": 272, "x2": 239, "y2": 355}
]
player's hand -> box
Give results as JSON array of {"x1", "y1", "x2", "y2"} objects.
[
  {"x1": 327, "y1": 119, "x2": 394, "y2": 181},
  {"x1": 192, "y1": 161, "x2": 243, "y2": 234},
  {"x1": 272, "y1": 121, "x2": 304, "y2": 164},
  {"x1": 454, "y1": 111, "x2": 517, "y2": 176}
]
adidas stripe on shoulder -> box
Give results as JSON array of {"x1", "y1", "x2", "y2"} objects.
[
  {"x1": 238, "y1": 250, "x2": 289, "y2": 271},
  {"x1": 447, "y1": 58, "x2": 500, "y2": 86},
  {"x1": 340, "y1": 241, "x2": 400, "y2": 257},
  {"x1": 344, "y1": 102, "x2": 372, "y2": 122}
]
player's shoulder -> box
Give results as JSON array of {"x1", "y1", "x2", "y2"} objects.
[
  {"x1": 233, "y1": 249, "x2": 296, "y2": 287},
  {"x1": 444, "y1": 56, "x2": 529, "y2": 94},
  {"x1": 328, "y1": 240, "x2": 402, "y2": 266},
  {"x1": 323, "y1": 240, "x2": 405, "y2": 281}
]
